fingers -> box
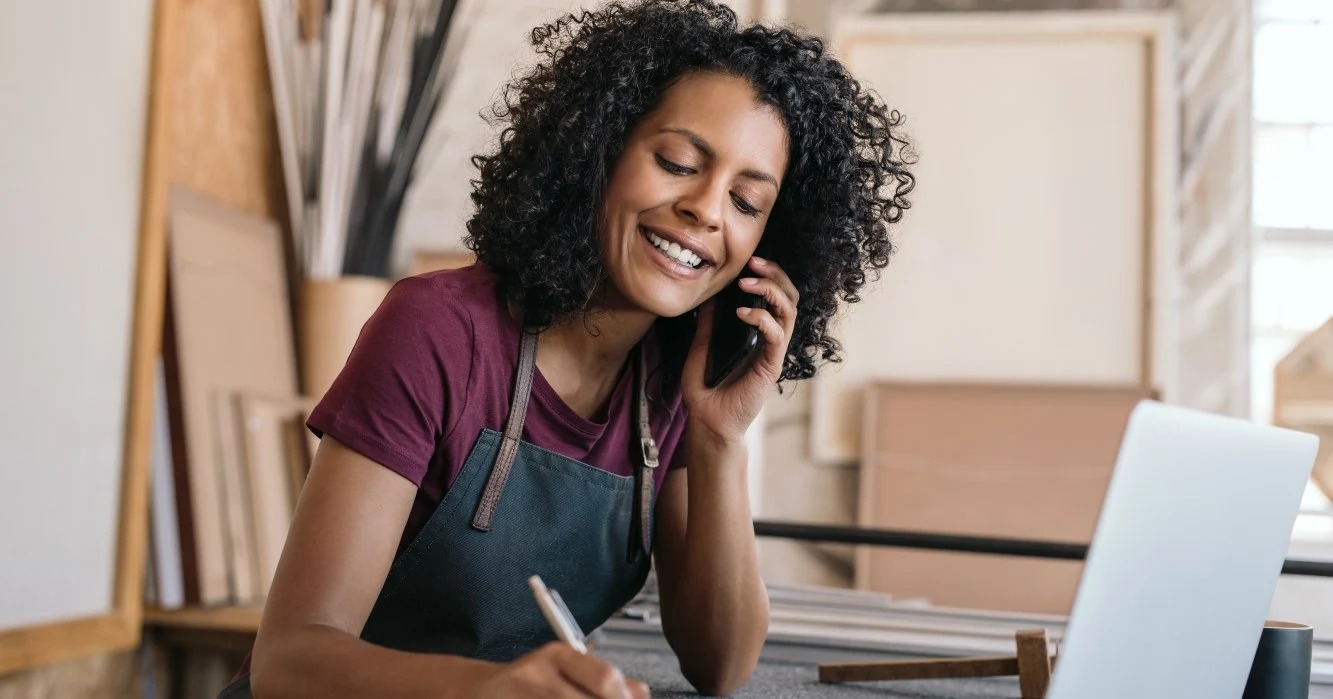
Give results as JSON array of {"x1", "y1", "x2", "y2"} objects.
[
  {"x1": 738, "y1": 276, "x2": 796, "y2": 335},
  {"x1": 544, "y1": 643, "x2": 638, "y2": 699},
  {"x1": 748, "y1": 256, "x2": 798, "y2": 310},
  {"x1": 501, "y1": 643, "x2": 647, "y2": 699},
  {"x1": 737, "y1": 306, "x2": 787, "y2": 367},
  {"x1": 740, "y1": 258, "x2": 799, "y2": 374},
  {"x1": 508, "y1": 648, "x2": 591, "y2": 699}
]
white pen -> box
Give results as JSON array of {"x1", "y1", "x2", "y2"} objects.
[{"x1": 529, "y1": 575, "x2": 588, "y2": 654}]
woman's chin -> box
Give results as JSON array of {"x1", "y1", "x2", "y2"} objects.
[
  {"x1": 637, "y1": 297, "x2": 698, "y2": 319},
  {"x1": 621, "y1": 285, "x2": 703, "y2": 319},
  {"x1": 599, "y1": 270, "x2": 696, "y2": 317}
]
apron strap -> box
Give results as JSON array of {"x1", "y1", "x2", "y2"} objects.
[
  {"x1": 471, "y1": 326, "x2": 659, "y2": 556},
  {"x1": 629, "y1": 344, "x2": 659, "y2": 562},
  {"x1": 471, "y1": 328, "x2": 539, "y2": 531}
]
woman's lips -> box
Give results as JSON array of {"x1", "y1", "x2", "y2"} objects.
[{"x1": 638, "y1": 226, "x2": 708, "y2": 280}]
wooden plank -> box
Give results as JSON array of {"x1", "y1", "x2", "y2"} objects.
[
  {"x1": 0, "y1": 615, "x2": 136, "y2": 676},
  {"x1": 1015, "y1": 629, "x2": 1053, "y2": 698},
  {"x1": 144, "y1": 605, "x2": 263, "y2": 635},
  {"x1": 109, "y1": 0, "x2": 177, "y2": 655},
  {"x1": 166, "y1": 0, "x2": 295, "y2": 354},
  {"x1": 818, "y1": 655, "x2": 1020, "y2": 683},
  {"x1": 169, "y1": 0, "x2": 285, "y2": 222}
]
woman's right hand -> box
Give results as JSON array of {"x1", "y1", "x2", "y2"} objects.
[{"x1": 474, "y1": 643, "x2": 651, "y2": 698}]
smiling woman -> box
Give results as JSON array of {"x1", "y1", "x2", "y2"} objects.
[{"x1": 220, "y1": 2, "x2": 914, "y2": 698}]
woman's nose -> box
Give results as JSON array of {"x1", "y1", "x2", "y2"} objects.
[{"x1": 674, "y1": 182, "x2": 725, "y2": 232}]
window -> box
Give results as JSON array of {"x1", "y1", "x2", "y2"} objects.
[
  {"x1": 1250, "y1": 0, "x2": 1333, "y2": 427},
  {"x1": 1251, "y1": 0, "x2": 1333, "y2": 539}
]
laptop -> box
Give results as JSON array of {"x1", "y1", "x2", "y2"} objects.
[{"x1": 1047, "y1": 400, "x2": 1320, "y2": 699}]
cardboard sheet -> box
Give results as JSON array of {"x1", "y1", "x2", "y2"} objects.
[
  {"x1": 856, "y1": 382, "x2": 1154, "y2": 614},
  {"x1": 165, "y1": 187, "x2": 298, "y2": 605}
]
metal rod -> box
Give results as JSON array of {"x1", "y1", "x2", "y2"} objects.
[{"x1": 752, "y1": 520, "x2": 1333, "y2": 578}]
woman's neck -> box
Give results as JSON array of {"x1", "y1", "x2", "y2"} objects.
[
  {"x1": 533, "y1": 304, "x2": 657, "y2": 422},
  {"x1": 542, "y1": 306, "x2": 655, "y2": 375}
]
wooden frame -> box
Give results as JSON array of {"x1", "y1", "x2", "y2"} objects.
[
  {"x1": 0, "y1": 0, "x2": 173, "y2": 676},
  {"x1": 809, "y1": 11, "x2": 1180, "y2": 463}
]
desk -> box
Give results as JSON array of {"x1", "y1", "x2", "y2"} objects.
[{"x1": 145, "y1": 584, "x2": 1333, "y2": 698}]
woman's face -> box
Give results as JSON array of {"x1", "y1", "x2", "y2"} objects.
[{"x1": 599, "y1": 71, "x2": 789, "y2": 319}]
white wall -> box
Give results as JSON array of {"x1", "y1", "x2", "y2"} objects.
[{"x1": 0, "y1": 0, "x2": 153, "y2": 628}]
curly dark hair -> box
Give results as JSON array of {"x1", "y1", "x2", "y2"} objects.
[{"x1": 464, "y1": 0, "x2": 914, "y2": 384}]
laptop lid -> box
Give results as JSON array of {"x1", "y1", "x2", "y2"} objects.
[{"x1": 1047, "y1": 401, "x2": 1319, "y2": 699}]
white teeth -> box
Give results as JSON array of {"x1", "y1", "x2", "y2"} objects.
[{"x1": 643, "y1": 228, "x2": 703, "y2": 269}]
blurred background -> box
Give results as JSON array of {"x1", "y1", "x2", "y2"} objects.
[{"x1": 1, "y1": 0, "x2": 1331, "y2": 696}]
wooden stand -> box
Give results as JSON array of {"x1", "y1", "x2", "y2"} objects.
[{"x1": 818, "y1": 629, "x2": 1057, "y2": 699}]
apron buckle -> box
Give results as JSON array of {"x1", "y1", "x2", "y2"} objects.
[{"x1": 640, "y1": 437, "x2": 660, "y2": 468}]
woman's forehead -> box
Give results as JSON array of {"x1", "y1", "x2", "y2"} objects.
[{"x1": 644, "y1": 72, "x2": 789, "y2": 179}]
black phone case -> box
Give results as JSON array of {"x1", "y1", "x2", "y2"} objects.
[{"x1": 704, "y1": 271, "x2": 765, "y2": 388}]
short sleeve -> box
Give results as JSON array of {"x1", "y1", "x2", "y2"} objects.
[{"x1": 306, "y1": 276, "x2": 473, "y2": 486}]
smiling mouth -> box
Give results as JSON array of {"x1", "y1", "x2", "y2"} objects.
[{"x1": 640, "y1": 226, "x2": 710, "y2": 270}]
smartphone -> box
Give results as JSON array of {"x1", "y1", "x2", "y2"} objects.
[{"x1": 704, "y1": 268, "x2": 766, "y2": 389}]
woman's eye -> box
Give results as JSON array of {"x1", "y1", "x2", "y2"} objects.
[
  {"x1": 732, "y1": 194, "x2": 761, "y2": 217},
  {"x1": 655, "y1": 154, "x2": 693, "y2": 175}
]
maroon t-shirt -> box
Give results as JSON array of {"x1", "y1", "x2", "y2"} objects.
[
  {"x1": 233, "y1": 264, "x2": 689, "y2": 681},
  {"x1": 308, "y1": 263, "x2": 690, "y2": 560}
]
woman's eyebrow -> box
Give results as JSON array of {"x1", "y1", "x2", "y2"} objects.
[{"x1": 658, "y1": 127, "x2": 779, "y2": 188}]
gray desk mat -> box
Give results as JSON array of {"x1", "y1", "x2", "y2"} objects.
[
  {"x1": 600, "y1": 647, "x2": 1019, "y2": 698},
  {"x1": 604, "y1": 646, "x2": 1333, "y2": 698}
]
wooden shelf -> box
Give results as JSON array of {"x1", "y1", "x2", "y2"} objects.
[{"x1": 144, "y1": 605, "x2": 262, "y2": 634}]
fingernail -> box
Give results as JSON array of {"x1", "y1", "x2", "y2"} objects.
[
  {"x1": 751, "y1": 256, "x2": 767, "y2": 266},
  {"x1": 737, "y1": 307, "x2": 751, "y2": 315},
  {"x1": 740, "y1": 277, "x2": 757, "y2": 286}
]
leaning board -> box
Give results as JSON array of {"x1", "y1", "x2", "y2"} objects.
[
  {"x1": 0, "y1": 0, "x2": 163, "y2": 676},
  {"x1": 810, "y1": 12, "x2": 1179, "y2": 462}
]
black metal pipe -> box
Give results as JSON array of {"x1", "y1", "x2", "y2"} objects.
[
  {"x1": 753, "y1": 520, "x2": 1088, "y2": 560},
  {"x1": 752, "y1": 520, "x2": 1333, "y2": 578}
]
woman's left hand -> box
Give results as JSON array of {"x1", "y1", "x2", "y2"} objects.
[{"x1": 681, "y1": 255, "x2": 798, "y2": 446}]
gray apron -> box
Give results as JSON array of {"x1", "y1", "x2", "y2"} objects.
[{"x1": 218, "y1": 329, "x2": 659, "y2": 697}]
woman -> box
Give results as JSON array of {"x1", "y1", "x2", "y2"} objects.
[{"x1": 224, "y1": 1, "x2": 912, "y2": 696}]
